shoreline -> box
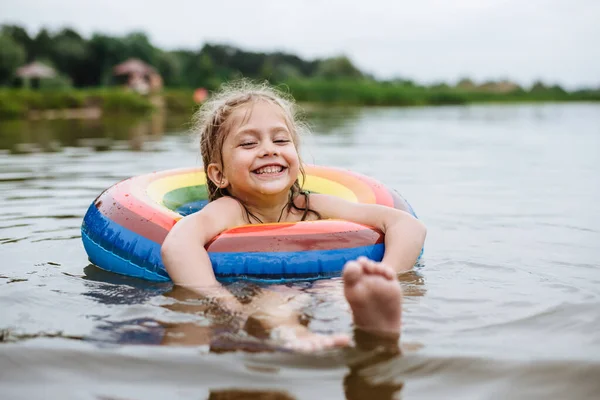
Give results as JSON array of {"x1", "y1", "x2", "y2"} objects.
[
  {"x1": 9, "y1": 100, "x2": 600, "y2": 121},
  {"x1": 27, "y1": 107, "x2": 103, "y2": 120},
  {"x1": 1, "y1": 87, "x2": 599, "y2": 121}
]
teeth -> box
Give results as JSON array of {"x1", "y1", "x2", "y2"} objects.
[{"x1": 255, "y1": 165, "x2": 283, "y2": 174}]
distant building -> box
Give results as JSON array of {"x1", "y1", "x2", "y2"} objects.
[
  {"x1": 16, "y1": 61, "x2": 57, "y2": 88},
  {"x1": 113, "y1": 58, "x2": 163, "y2": 94}
]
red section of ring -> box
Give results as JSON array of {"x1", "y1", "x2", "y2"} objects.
[
  {"x1": 103, "y1": 173, "x2": 180, "y2": 231},
  {"x1": 219, "y1": 220, "x2": 374, "y2": 237},
  {"x1": 343, "y1": 169, "x2": 395, "y2": 207},
  {"x1": 95, "y1": 190, "x2": 171, "y2": 244},
  {"x1": 206, "y1": 222, "x2": 383, "y2": 252},
  {"x1": 205, "y1": 227, "x2": 383, "y2": 253}
]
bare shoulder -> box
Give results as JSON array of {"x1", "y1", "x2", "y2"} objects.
[
  {"x1": 170, "y1": 196, "x2": 246, "y2": 244},
  {"x1": 201, "y1": 196, "x2": 245, "y2": 217}
]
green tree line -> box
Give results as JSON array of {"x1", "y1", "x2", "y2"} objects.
[
  {"x1": 1, "y1": 23, "x2": 598, "y2": 114},
  {"x1": 0, "y1": 24, "x2": 364, "y2": 88}
]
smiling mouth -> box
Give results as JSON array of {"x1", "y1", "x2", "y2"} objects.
[{"x1": 253, "y1": 165, "x2": 286, "y2": 175}]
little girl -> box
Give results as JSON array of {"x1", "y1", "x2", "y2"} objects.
[{"x1": 161, "y1": 81, "x2": 426, "y2": 351}]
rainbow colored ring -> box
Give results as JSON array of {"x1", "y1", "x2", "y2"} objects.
[{"x1": 81, "y1": 165, "x2": 418, "y2": 282}]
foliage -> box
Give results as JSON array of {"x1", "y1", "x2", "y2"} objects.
[
  {"x1": 48, "y1": 28, "x2": 89, "y2": 86},
  {"x1": 0, "y1": 93, "x2": 26, "y2": 117},
  {"x1": 1, "y1": 25, "x2": 32, "y2": 57},
  {"x1": 315, "y1": 56, "x2": 364, "y2": 79},
  {"x1": 284, "y1": 79, "x2": 598, "y2": 106},
  {"x1": 162, "y1": 90, "x2": 197, "y2": 114},
  {"x1": 86, "y1": 89, "x2": 154, "y2": 113},
  {"x1": 0, "y1": 34, "x2": 26, "y2": 85},
  {"x1": 0, "y1": 88, "x2": 153, "y2": 118},
  {"x1": 0, "y1": 24, "x2": 329, "y2": 90},
  {"x1": 38, "y1": 74, "x2": 73, "y2": 90},
  {"x1": 0, "y1": 23, "x2": 597, "y2": 113},
  {"x1": 156, "y1": 51, "x2": 183, "y2": 87}
]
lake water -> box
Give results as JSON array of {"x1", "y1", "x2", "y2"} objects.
[{"x1": 1, "y1": 103, "x2": 599, "y2": 399}]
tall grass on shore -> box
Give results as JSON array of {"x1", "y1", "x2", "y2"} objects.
[
  {"x1": 0, "y1": 89, "x2": 154, "y2": 118},
  {"x1": 1, "y1": 82, "x2": 598, "y2": 119},
  {"x1": 284, "y1": 79, "x2": 600, "y2": 106}
]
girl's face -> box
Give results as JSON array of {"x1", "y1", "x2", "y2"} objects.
[{"x1": 208, "y1": 100, "x2": 300, "y2": 203}]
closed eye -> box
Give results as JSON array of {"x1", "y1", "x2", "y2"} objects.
[
  {"x1": 274, "y1": 139, "x2": 291, "y2": 144},
  {"x1": 239, "y1": 142, "x2": 257, "y2": 147}
]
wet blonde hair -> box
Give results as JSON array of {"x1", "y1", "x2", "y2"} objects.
[{"x1": 193, "y1": 80, "x2": 317, "y2": 221}]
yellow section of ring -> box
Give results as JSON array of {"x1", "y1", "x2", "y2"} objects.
[
  {"x1": 144, "y1": 166, "x2": 377, "y2": 206},
  {"x1": 302, "y1": 175, "x2": 358, "y2": 202},
  {"x1": 146, "y1": 172, "x2": 207, "y2": 205},
  {"x1": 303, "y1": 166, "x2": 377, "y2": 204}
]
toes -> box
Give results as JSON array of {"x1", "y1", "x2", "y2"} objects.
[
  {"x1": 360, "y1": 261, "x2": 396, "y2": 280},
  {"x1": 362, "y1": 259, "x2": 377, "y2": 274},
  {"x1": 374, "y1": 263, "x2": 395, "y2": 280},
  {"x1": 343, "y1": 261, "x2": 362, "y2": 286},
  {"x1": 383, "y1": 269, "x2": 395, "y2": 280}
]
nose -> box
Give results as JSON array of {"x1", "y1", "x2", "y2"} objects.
[{"x1": 260, "y1": 140, "x2": 279, "y2": 157}]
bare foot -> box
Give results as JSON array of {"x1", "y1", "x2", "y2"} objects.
[{"x1": 343, "y1": 257, "x2": 403, "y2": 335}]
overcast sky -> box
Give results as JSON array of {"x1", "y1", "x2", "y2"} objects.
[{"x1": 1, "y1": 0, "x2": 598, "y2": 88}]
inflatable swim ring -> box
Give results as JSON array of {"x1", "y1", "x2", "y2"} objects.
[{"x1": 81, "y1": 165, "x2": 418, "y2": 282}]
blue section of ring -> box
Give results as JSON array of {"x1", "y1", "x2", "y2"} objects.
[
  {"x1": 81, "y1": 203, "x2": 387, "y2": 282},
  {"x1": 82, "y1": 229, "x2": 170, "y2": 282},
  {"x1": 81, "y1": 204, "x2": 169, "y2": 281},
  {"x1": 211, "y1": 244, "x2": 384, "y2": 282}
]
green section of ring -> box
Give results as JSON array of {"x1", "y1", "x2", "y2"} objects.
[{"x1": 162, "y1": 185, "x2": 209, "y2": 211}]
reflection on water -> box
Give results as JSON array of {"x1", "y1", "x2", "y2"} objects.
[
  {"x1": 82, "y1": 263, "x2": 424, "y2": 352},
  {"x1": 302, "y1": 105, "x2": 362, "y2": 135},
  {"x1": 0, "y1": 108, "x2": 359, "y2": 154},
  {"x1": 81, "y1": 263, "x2": 408, "y2": 399},
  {"x1": 208, "y1": 389, "x2": 297, "y2": 400},
  {"x1": 1, "y1": 104, "x2": 600, "y2": 399},
  {"x1": 0, "y1": 112, "x2": 190, "y2": 154}
]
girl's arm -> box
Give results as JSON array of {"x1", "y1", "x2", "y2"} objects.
[
  {"x1": 161, "y1": 196, "x2": 246, "y2": 312},
  {"x1": 162, "y1": 197, "x2": 313, "y2": 337},
  {"x1": 310, "y1": 194, "x2": 427, "y2": 273}
]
